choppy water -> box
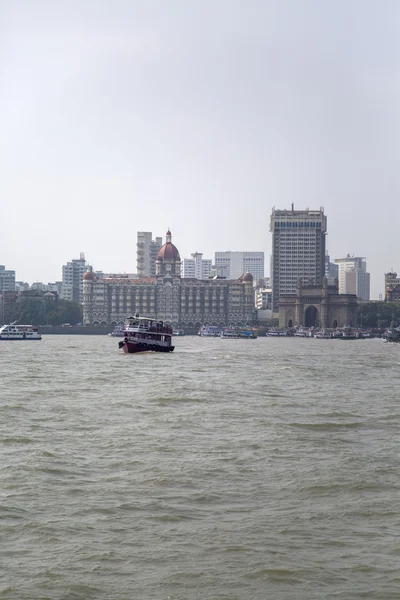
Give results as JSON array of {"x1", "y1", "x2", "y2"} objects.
[{"x1": 1, "y1": 335, "x2": 400, "y2": 600}]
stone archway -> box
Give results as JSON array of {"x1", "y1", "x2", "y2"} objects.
[
  {"x1": 305, "y1": 306, "x2": 319, "y2": 328},
  {"x1": 288, "y1": 318, "x2": 293, "y2": 328}
]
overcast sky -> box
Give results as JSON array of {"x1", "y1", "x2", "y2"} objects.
[{"x1": 1, "y1": 0, "x2": 399, "y2": 298}]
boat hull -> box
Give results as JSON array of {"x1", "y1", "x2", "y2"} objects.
[
  {"x1": 119, "y1": 340, "x2": 175, "y2": 353},
  {"x1": 0, "y1": 337, "x2": 42, "y2": 341}
]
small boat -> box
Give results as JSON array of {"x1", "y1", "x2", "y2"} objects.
[
  {"x1": 172, "y1": 328, "x2": 185, "y2": 336},
  {"x1": 108, "y1": 324, "x2": 125, "y2": 337},
  {"x1": 0, "y1": 322, "x2": 42, "y2": 340},
  {"x1": 220, "y1": 327, "x2": 257, "y2": 339},
  {"x1": 383, "y1": 328, "x2": 400, "y2": 343},
  {"x1": 118, "y1": 315, "x2": 174, "y2": 354},
  {"x1": 198, "y1": 325, "x2": 221, "y2": 337},
  {"x1": 335, "y1": 328, "x2": 358, "y2": 340},
  {"x1": 314, "y1": 329, "x2": 333, "y2": 339},
  {"x1": 267, "y1": 329, "x2": 287, "y2": 337}
]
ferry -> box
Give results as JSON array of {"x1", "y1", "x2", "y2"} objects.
[
  {"x1": 118, "y1": 315, "x2": 175, "y2": 354},
  {"x1": 220, "y1": 327, "x2": 257, "y2": 339},
  {"x1": 0, "y1": 322, "x2": 42, "y2": 340}
]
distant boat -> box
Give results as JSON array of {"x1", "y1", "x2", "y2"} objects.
[
  {"x1": 220, "y1": 327, "x2": 257, "y2": 339},
  {"x1": 267, "y1": 329, "x2": 287, "y2": 337},
  {"x1": 0, "y1": 322, "x2": 42, "y2": 340},
  {"x1": 198, "y1": 325, "x2": 221, "y2": 337},
  {"x1": 108, "y1": 324, "x2": 125, "y2": 337}
]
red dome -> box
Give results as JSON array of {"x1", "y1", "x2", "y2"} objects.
[
  {"x1": 83, "y1": 270, "x2": 95, "y2": 281},
  {"x1": 157, "y1": 242, "x2": 180, "y2": 261}
]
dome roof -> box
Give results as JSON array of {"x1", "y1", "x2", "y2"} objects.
[
  {"x1": 157, "y1": 230, "x2": 180, "y2": 261},
  {"x1": 83, "y1": 269, "x2": 95, "y2": 281},
  {"x1": 157, "y1": 243, "x2": 180, "y2": 261},
  {"x1": 241, "y1": 272, "x2": 253, "y2": 282}
]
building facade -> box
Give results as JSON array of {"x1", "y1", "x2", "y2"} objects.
[
  {"x1": 83, "y1": 231, "x2": 255, "y2": 328},
  {"x1": 325, "y1": 254, "x2": 339, "y2": 284},
  {"x1": 270, "y1": 206, "x2": 327, "y2": 312},
  {"x1": 137, "y1": 232, "x2": 162, "y2": 277},
  {"x1": 385, "y1": 271, "x2": 400, "y2": 302},
  {"x1": 0, "y1": 265, "x2": 16, "y2": 292},
  {"x1": 335, "y1": 255, "x2": 370, "y2": 301},
  {"x1": 279, "y1": 277, "x2": 358, "y2": 329},
  {"x1": 62, "y1": 253, "x2": 88, "y2": 304},
  {"x1": 214, "y1": 251, "x2": 264, "y2": 280},
  {"x1": 181, "y1": 252, "x2": 212, "y2": 279}
]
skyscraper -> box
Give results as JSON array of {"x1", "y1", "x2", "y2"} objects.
[
  {"x1": 335, "y1": 255, "x2": 370, "y2": 301},
  {"x1": 62, "y1": 253, "x2": 88, "y2": 304},
  {"x1": 136, "y1": 232, "x2": 162, "y2": 277},
  {"x1": 0, "y1": 265, "x2": 16, "y2": 292},
  {"x1": 181, "y1": 252, "x2": 212, "y2": 279},
  {"x1": 214, "y1": 251, "x2": 264, "y2": 280},
  {"x1": 270, "y1": 206, "x2": 327, "y2": 311}
]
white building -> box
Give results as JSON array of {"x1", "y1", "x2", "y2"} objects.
[
  {"x1": 0, "y1": 265, "x2": 16, "y2": 292},
  {"x1": 15, "y1": 281, "x2": 30, "y2": 292},
  {"x1": 256, "y1": 288, "x2": 273, "y2": 310},
  {"x1": 181, "y1": 252, "x2": 212, "y2": 279},
  {"x1": 214, "y1": 252, "x2": 264, "y2": 281},
  {"x1": 137, "y1": 232, "x2": 163, "y2": 277},
  {"x1": 270, "y1": 206, "x2": 327, "y2": 312},
  {"x1": 335, "y1": 255, "x2": 370, "y2": 301},
  {"x1": 62, "y1": 253, "x2": 88, "y2": 304}
]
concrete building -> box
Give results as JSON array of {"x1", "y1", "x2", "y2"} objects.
[
  {"x1": 181, "y1": 252, "x2": 212, "y2": 279},
  {"x1": 136, "y1": 232, "x2": 163, "y2": 277},
  {"x1": 255, "y1": 288, "x2": 272, "y2": 310},
  {"x1": 0, "y1": 265, "x2": 16, "y2": 292},
  {"x1": 15, "y1": 281, "x2": 30, "y2": 292},
  {"x1": 83, "y1": 231, "x2": 255, "y2": 329},
  {"x1": 270, "y1": 206, "x2": 327, "y2": 311},
  {"x1": 335, "y1": 255, "x2": 370, "y2": 301},
  {"x1": 385, "y1": 271, "x2": 400, "y2": 302},
  {"x1": 62, "y1": 253, "x2": 88, "y2": 304},
  {"x1": 214, "y1": 251, "x2": 264, "y2": 280},
  {"x1": 279, "y1": 277, "x2": 358, "y2": 329},
  {"x1": 325, "y1": 254, "x2": 339, "y2": 284}
]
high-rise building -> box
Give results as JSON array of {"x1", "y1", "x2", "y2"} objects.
[
  {"x1": 270, "y1": 206, "x2": 327, "y2": 311},
  {"x1": 335, "y1": 255, "x2": 370, "y2": 301},
  {"x1": 214, "y1": 252, "x2": 264, "y2": 281},
  {"x1": 62, "y1": 253, "x2": 88, "y2": 304},
  {"x1": 181, "y1": 252, "x2": 212, "y2": 279},
  {"x1": 0, "y1": 265, "x2": 16, "y2": 292},
  {"x1": 325, "y1": 254, "x2": 339, "y2": 284},
  {"x1": 137, "y1": 232, "x2": 163, "y2": 277}
]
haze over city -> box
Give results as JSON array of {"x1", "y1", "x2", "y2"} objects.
[{"x1": 1, "y1": 0, "x2": 399, "y2": 298}]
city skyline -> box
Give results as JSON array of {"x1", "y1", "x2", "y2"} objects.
[{"x1": 2, "y1": 1, "x2": 399, "y2": 298}]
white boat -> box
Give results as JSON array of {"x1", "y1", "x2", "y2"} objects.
[
  {"x1": 267, "y1": 329, "x2": 287, "y2": 337},
  {"x1": 0, "y1": 322, "x2": 42, "y2": 340},
  {"x1": 108, "y1": 324, "x2": 125, "y2": 337},
  {"x1": 198, "y1": 325, "x2": 221, "y2": 337},
  {"x1": 220, "y1": 327, "x2": 257, "y2": 339},
  {"x1": 314, "y1": 329, "x2": 333, "y2": 339}
]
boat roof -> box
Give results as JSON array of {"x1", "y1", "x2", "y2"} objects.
[{"x1": 126, "y1": 315, "x2": 156, "y2": 321}]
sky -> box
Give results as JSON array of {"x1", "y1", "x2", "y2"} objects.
[{"x1": 1, "y1": 0, "x2": 399, "y2": 298}]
